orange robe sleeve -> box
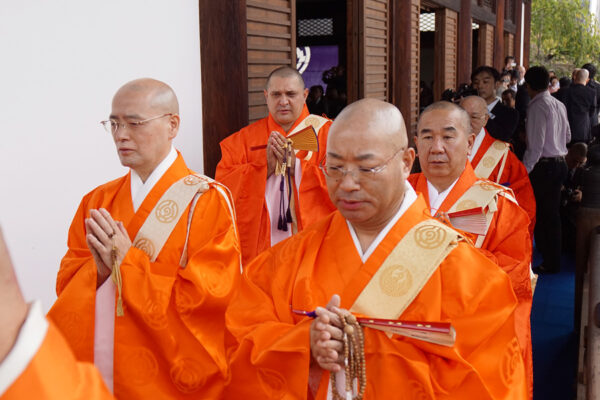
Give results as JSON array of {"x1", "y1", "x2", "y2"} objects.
[
  {"x1": 2, "y1": 322, "x2": 113, "y2": 400},
  {"x1": 410, "y1": 167, "x2": 534, "y2": 399},
  {"x1": 471, "y1": 133, "x2": 536, "y2": 238},
  {"x1": 48, "y1": 161, "x2": 242, "y2": 399},
  {"x1": 215, "y1": 107, "x2": 335, "y2": 265},
  {"x1": 225, "y1": 204, "x2": 527, "y2": 399}
]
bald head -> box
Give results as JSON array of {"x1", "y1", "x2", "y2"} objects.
[
  {"x1": 325, "y1": 98, "x2": 415, "y2": 235},
  {"x1": 114, "y1": 78, "x2": 179, "y2": 114},
  {"x1": 110, "y1": 78, "x2": 180, "y2": 182},
  {"x1": 575, "y1": 68, "x2": 590, "y2": 84},
  {"x1": 419, "y1": 101, "x2": 472, "y2": 136},
  {"x1": 265, "y1": 66, "x2": 305, "y2": 90},
  {"x1": 459, "y1": 96, "x2": 489, "y2": 136},
  {"x1": 330, "y1": 98, "x2": 408, "y2": 149}
]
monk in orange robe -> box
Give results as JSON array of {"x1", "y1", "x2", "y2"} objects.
[
  {"x1": 0, "y1": 226, "x2": 112, "y2": 399},
  {"x1": 47, "y1": 79, "x2": 241, "y2": 399},
  {"x1": 409, "y1": 101, "x2": 533, "y2": 399},
  {"x1": 225, "y1": 99, "x2": 527, "y2": 399},
  {"x1": 216, "y1": 66, "x2": 335, "y2": 265},
  {"x1": 460, "y1": 95, "x2": 536, "y2": 237}
]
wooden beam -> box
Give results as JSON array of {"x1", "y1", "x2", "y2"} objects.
[
  {"x1": 457, "y1": 0, "x2": 472, "y2": 85},
  {"x1": 494, "y1": 0, "x2": 505, "y2": 71},
  {"x1": 523, "y1": 1, "x2": 531, "y2": 68},
  {"x1": 199, "y1": 0, "x2": 249, "y2": 178},
  {"x1": 471, "y1": 4, "x2": 496, "y2": 26},
  {"x1": 391, "y1": 0, "x2": 420, "y2": 140}
]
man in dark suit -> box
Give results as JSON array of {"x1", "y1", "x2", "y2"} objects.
[
  {"x1": 560, "y1": 68, "x2": 596, "y2": 144},
  {"x1": 583, "y1": 63, "x2": 600, "y2": 138},
  {"x1": 471, "y1": 66, "x2": 519, "y2": 142}
]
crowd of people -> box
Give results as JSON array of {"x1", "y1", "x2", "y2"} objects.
[{"x1": 1, "y1": 59, "x2": 599, "y2": 399}]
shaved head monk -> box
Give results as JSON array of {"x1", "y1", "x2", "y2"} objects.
[
  {"x1": 225, "y1": 98, "x2": 527, "y2": 398},
  {"x1": 409, "y1": 101, "x2": 534, "y2": 398},
  {"x1": 0, "y1": 225, "x2": 114, "y2": 398},
  {"x1": 47, "y1": 78, "x2": 241, "y2": 398},
  {"x1": 216, "y1": 66, "x2": 335, "y2": 265},
  {"x1": 459, "y1": 96, "x2": 536, "y2": 238}
]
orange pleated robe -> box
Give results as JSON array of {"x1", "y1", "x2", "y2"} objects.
[
  {"x1": 47, "y1": 153, "x2": 241, "y2": 399},
  {"x1": 2, "y1": 321, "x2": 113, "y2": 399},
  {"x1": 215, "y1": 105, "x2": 336, "y2": 266},
  {"x1": 471, "y1": 130, "x2": 536, "y2": 238},
  {"x1": 409, "y1": 162, "x2": 533, "y2": 399},
  {"x1": 224, "y1": 195, "x2": 527, "y2": 399}
]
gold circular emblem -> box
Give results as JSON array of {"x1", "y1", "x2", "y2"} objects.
[
  {"x1": 170, "y1": 358, "x2": 206, "y2": 393},
  {"x1": 500, "y1": 337, "x2": 521, "y2": 386},
  {"x1": 183, "y1": 175, "x2": 202, "y2": 185},
  {"x1": 134, "y1": 237, "x2": 155, "y2": 258},
  {"x1": 122, "y1": 347, "x2": 158, "y2": 385},
  {"x1": 455, "y1": 199, "x2": 478, "y2": 211},
  {"x1": 303, "y1": 116, "x2": 320, "y2": 128},
  {"x1": 478, "y1": 181, "x2": 499, "y2": 191},
  {"x1": 142, "y1": 292, "x2": 169, "y2": 330},
  {"x1": 156, "y1": 200, "x2": 178, "y2": 223},
  {"x1": 379, "y1": 264, "x2": 413, "y2": 297},
  {"x1": 414, "y1": 224, "x2": 447, "y2": 249},
  {"x1": 481, "y1": 156, "x2": 496, "y2": 169},
  {"x1": 493, "y1": 140, "x2": 508, "y2": 150}
]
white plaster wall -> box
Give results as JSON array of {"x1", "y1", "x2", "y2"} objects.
[{"x1": 0, "y1": 1, "x2": 203, "y2": 312}]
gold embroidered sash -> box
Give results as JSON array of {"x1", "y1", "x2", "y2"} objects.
[
  {"x1": 131, "y1": 174, "x2": 213, "y2": 264},
  {"x1": 350, "y1": 220, "x2": 460, "y2": 320},
  {"x1": 473, "y1": 140, "x2": 510, "y2": 182},
  {"x1": 447, "y1": 180, "x2": 512, "y2": 248}
]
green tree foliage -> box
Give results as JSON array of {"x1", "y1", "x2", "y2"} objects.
[{"x1": 531, "y1": 0, "x2": 600, "y2": 76}]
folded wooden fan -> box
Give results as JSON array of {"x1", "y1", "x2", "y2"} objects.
[{"x1": 249, "y1": 125, "x2": 319, "y2": 152}]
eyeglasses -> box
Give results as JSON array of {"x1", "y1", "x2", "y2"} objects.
[
  {"x1": 319, "y1": 147, "x2": 405, "y2": 181},
  {"x1": 100, "y1": 113, "x2": 173, "y2": 134}
]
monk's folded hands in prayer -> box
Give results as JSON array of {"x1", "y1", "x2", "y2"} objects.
[
  {"x1": 266, "y1": 130, "x2": 296, "y2": 177},
  {"x1": 84, "y1": 208, "x2": 131, "y2": 287},
  {"x1": 310, "y1": 294, "x2": 346, "y2": 372}
]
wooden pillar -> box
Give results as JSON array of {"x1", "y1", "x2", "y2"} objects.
[
  {"x1": 494, "y1": 0, "x2": 505, "y2": 71},
  {"x1": 199, "y1": 0, "x2": 249, "y2": 178},
  {"x1": 391, "y1": 0, "x2": 420, "y2": 139},
  {"x1": 523, "y1": 1, "x2": 531, "y2": 68},
  {"x1": 434, "y1": 8, "x2": 458, "y2": 100},
  {"x1": 478, "y1": 23, "x2": 494, "y2": 67},
  {"x1": 457, "y1": 0, "x2": 472, "y2": 85},
  {"x1": 515, "y1": 0, "x2": 523, "y2": 65}
]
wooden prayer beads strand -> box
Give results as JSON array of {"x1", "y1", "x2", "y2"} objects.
[{"x1": 330, "y1": 312, "x2": 366, "y2": 400}]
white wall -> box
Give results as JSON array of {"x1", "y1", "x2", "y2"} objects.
[{"x1": 0, "y1": 1, "x2": 203, "y2": 312}]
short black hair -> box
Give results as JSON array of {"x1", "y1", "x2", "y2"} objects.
[
  {"x1": 504, "y1": 56, "x2": 515, "y2": 64},
  {"x1": 587, "y1": 144, "x2": 600, "y2": 166},
  {"x1": 524, "y1": 66, "x2": 550, "y2": 91},
  {"x1": 502, "y1": 89, "x2": 516, "y2": 99},
  {"x1": 559, "y1": 77, "x2": 572, "y2": 88},
  {"x1": 510, "y1": 69, "x2": 520, "y2": 80},
  {"x1": 471, "y1": 66, "x2": 500, "y2": 82},
  {"x1": 583, "y1": 63, "x2": 597, "y2": 79}
]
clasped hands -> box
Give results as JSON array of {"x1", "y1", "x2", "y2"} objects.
[
  {"x1": 85, "y1": 208, "x2": 131, "y2": 287},
  {"x1": 309, "y1": 294, "x2": 349, "y2": 373},
  {"x1": 266, "y1": 131, "x2": 296, "y2": 177}
]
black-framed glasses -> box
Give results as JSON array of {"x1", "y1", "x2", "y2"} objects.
[
  {"x1": 100, "y1": 113, "x2": 173, "y2": 134},
  {"x1": 319, "y1": 147, "x2": 405, "y2": 181}
]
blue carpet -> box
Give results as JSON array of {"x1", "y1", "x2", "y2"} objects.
[{"x1": 531, "y1": 250, "x2": 578, "y2": 400}]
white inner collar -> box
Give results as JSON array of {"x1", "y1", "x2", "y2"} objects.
[
  {"x1": 346, "y1": 182, "x2": 417, "y2": 263},
  {"x1": 130, "y1": 146, "x2": 177, "y2": 212}
]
